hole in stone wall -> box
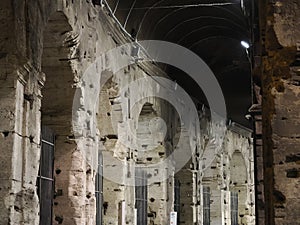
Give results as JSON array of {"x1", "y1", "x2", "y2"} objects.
[
  {"x1": 2, "y1": 131, "x2": 9, "y2": 137},
  {"x1": 86, "y1": 193, "x2": 92, "y2": 199},
  {"x1": 56, "y1": 189, "x2": 63, "y2": 197},
  {"x1": 100, "y1": 137, "x2": 106, "y2": 142},
  {"x1": 86, "y1": 168, "x2": 92, "y2": 174},
  {"x1": 286, "y1": 168, "x2": 300, "y2": 178},
  {"x1": 158, "y1": 152, "x2": 164, "y2": 156},
  {"x1": 113, "y1": 188, "x2": 121, "y2": 192},
  {"x1": 106, "y1": 134, "x2": 118, "y2": 139},
  {"x1": 148, "y1": 212, "x2": 156, "y2": 218},
  {"x1": 273, "y1": 190, "x2": 286, "y2": 203},
  {"x1": 14, "y1": 205, "x2": 21, "y2": 213},
  {"x1": 55, "y1": 169, "x2": 61, "y2": 174},
  {"x1": 55, "y1": 216, "x2": 63, "y2": 224},
  {"x1": 103, "y1": 202, "x2": 108, "y2": 215},
  {"x1": 68, "y1": 134, "x2": 75, "y2": 139},
  {"x1": 286, "y1": 154, "x2": 300, "y2": 163},
  {"x1": 29, "y1": 136, "x2": 34, "y2": 143}
]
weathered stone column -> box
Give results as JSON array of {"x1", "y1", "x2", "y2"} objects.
[
  {"x1": 258, "y1": 1, "x2": 300, "y2": 224},
  {"x1": 0, "y1": 62, "x2": 44, "y2": 225}
]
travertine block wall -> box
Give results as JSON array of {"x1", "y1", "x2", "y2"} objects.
[
  {"x1": 0, "y1": 1, "x2": 255, "y2": 225},
  {"x1": 0, "y1": 1, "x2": 135, "y2": 224},
  {"x1": 97, "y1": 66, "x2": 177, "y2": 225},
  {"x1": 258, "y1": 1, "x2": 300, "y2": 224},
  {"x1": 169, "y1": 104, "x2": 255, "y2": 225},
  {"x1": 272, "y1": 82, "x2": 300, "y2": 225}
]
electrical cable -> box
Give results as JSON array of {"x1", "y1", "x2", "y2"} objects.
[{"x1": 118, "y1": 2, "x2": 239, "y2": 11}]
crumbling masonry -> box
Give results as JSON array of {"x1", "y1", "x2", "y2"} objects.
[{"x1": 1, "y1": 1, "x2": 299, "y2": 225}]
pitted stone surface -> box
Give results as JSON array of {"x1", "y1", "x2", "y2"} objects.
[{"x1": 0, "y1": 1, "x2": 255, "y2": 225}]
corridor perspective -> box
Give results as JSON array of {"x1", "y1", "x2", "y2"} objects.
[{"x1": 0, "y1": 0, "x2": 299, "y2": 224}]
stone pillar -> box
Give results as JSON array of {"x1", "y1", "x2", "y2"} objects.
[
  {"x1": 0, "y1": 62, "x2": 44, "y2": 225},
  {"x1": 260, "y1": 0, "x2": 300, "y2": 225},
  {"x1": 258, "y1": 1, "x2": 300, "y2": 224}
]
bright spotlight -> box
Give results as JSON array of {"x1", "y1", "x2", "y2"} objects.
[{"x1": 241, "y1": 41, "x2": 250, "y2": 49}]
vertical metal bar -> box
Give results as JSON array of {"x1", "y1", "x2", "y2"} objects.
[
  {"x1": 174, "y1": 179, "x2": 181, "y2": 224},
  {"x1": 135, "y1": 168, "x2": 148, "y2": 225},
  {"x1": 96, "y1": 151, "x2": 103, "y2": 225},
  {"x1": 39, "y1": 126, "x2": 55, "y2": 225},
  {"x1": 231, "y1": 191, "x2": 238, "y2": 225},
  {"x1": 50, "y1": 131, "x2": 55, "y2": 225},
  {"x1": 203, "y1": 186, "x2": 210, "y2": 225}
]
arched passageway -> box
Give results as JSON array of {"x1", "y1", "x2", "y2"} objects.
[{"x1": 40, "y1": 11, "x2": 93, "y2": 224}]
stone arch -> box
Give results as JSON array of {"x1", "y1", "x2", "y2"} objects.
[
  {"x1": 171, "y1": 105, "x2": 196, "y2": 225},
  {"x1": 136, "y1": 101, "x2": 168, "y2": 225},
  {"x1": 41, "y1": 12, "x2": 75, "y2": 129},
  {"x1": 229, "y1": 150, "x2": 248, "y2": 225},
  {"x1": 132, "y1": 97, "x2": 175, "y2": 163},
  {"x1": 136, "y1": 102, "x2": 165, "y2": 163},
  {"x1": 40, "y1": 11, "x2": 91, "y2": 225},
  {"x1": 97, "y1": 70, "x2": 123, "y2": 141}
]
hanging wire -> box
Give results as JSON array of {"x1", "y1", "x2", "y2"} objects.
[
  {"x1": 124, "y1": 0, "x2": 137, "y2": 28},
  {"x1": 153, "y1": 9, "x2": 248, "y2": 39},
  {"x1": 136, "y1": 0, "x2": 169, "y2": 39},
  {"x1": 152, "y1": 7, "x2": 188, "y2": 34},
  {"x1": 163, "y1": 16, "x2": 248, "y2": 39},
  {"x1": 113, "y1": 0, "x2": 120, "y2": 14},
  {"x1": 153, "y1": 7, "x2": 247, "y2": 39},
  {"x1": 101, "y1": 0, "x2": 248, "y2": 72},
  {"x1": 101, "y1": 0, "x2": 174, "y2": 90},
  {"x1": 189, "y1": 36, "x2": 242, "y2": 49},
  {"x1": 118, "y1": 2, "x2": 239, "y2": 11},
  {"x1": 102, "y1": 0, "x2": 134, "y2": 39},
  {"x1": 177, "y1": 25, "x2": 246, "y2": 44},
  {"x1": 136, "y1": 2, "x2": 244, "y2": 39}
]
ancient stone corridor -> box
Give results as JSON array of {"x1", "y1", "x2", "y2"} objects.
[{"x1": 0, "y1": 1, "x2": 299, "y2": 225}]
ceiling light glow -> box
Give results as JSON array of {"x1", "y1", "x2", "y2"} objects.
[{"x1": 241, "y1": 41, "x2": 250, "y2": 49}]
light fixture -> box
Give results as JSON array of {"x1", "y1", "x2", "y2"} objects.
[{"x1": 241, "y1": 41, "x2": 250, "y2": 49}]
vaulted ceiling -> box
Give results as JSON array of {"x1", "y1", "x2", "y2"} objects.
[{"x1": 103, "y1": 0, "x2": 257, "y2": 127}]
